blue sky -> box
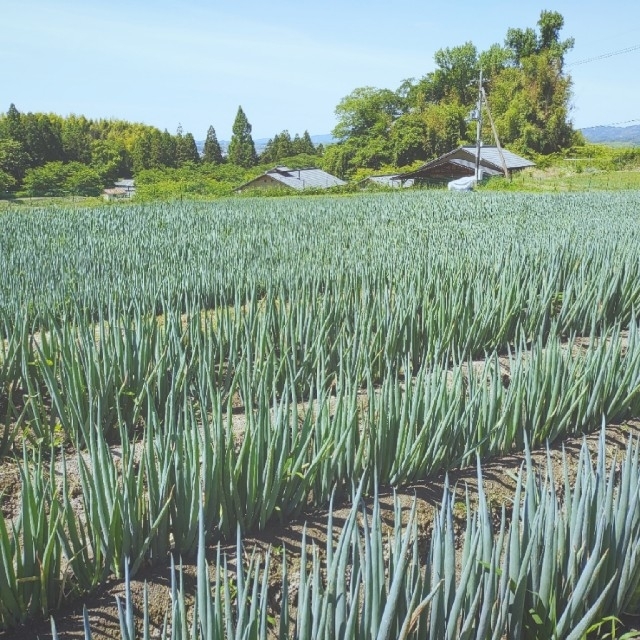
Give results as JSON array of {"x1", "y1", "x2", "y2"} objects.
[{"x1": 1, "y1": 0, "x2": 639, "y2": 140}]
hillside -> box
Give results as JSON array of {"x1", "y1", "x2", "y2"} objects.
[{"x1": 580, "y1": 124, "x2": 640, "y2": 145}]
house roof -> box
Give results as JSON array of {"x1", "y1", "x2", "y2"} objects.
[
  {"x1": 237, "y1": 167, "x2": 346, "y2": 192},
  {"x1": 395, "y1": 146, "x2": 534, "y2": 180},
  {"x1": 360, "y1": 175, "x2": 415, "y2": 188},
  {"x1": 114, "y1": 179, "x2": 135, "y2": 188}
]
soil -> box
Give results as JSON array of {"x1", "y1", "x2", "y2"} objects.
[
  {"x1": 2, "y1": 419, "x2": 639, "y2": 640},
  {"x1": 0, "y1": 327, "x2": 637, "y2": 638}
]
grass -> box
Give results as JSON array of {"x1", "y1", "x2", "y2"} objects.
[
  {"x1": 0, "y1": 195, "x2": 105, "y2": 210},
  {"x1": 481, "y1": 167, "x2": 640, "y2": 192}
]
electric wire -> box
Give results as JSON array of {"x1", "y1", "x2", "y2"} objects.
[{"x1": 566, "y1": 43, "x2": 640, "y2": 67}]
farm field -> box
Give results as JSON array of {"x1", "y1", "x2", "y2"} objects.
[{"x1": 1, "y1": 190, "x2": 640, "y2": 638}]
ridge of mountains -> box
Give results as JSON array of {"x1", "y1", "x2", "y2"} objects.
[{"x1": 579, "y1": 124, "x2": 640, "y2": 146}]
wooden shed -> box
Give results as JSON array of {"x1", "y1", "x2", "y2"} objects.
[{"x1": 394, "y1": 146, "x2": 535, "y2": 185}]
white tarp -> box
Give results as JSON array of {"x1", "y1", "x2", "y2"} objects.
[{"x1": 447, "y1": 176, "x2": 477, "y2": 191}]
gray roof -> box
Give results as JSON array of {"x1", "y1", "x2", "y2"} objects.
[
  {"x1": 238, "y1": 167, "x2": 346, "y2": 191},
  {"x1": 395, "y1": 146, "x2": 534, "y2": 180},
  {"x1": 460, "y1": 146, "x2": 535, "y2": 170},
  {"x1": 114, "y1": 179, "x2": 135, "y2": 188},
  {"x1": 362, "y1": 175, "x2": 415, "y2": 188}
]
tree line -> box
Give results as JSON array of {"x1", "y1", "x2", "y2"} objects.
[
  {"x1": 0, "y1": 10, "x2": 580, "y2": 195},
  {"x1": 0, "y1": 103, "x2": 320, "y2": 196}
]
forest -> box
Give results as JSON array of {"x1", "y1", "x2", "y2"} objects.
[{"x1": 0, "y1": 11, "x2": 583, "y2": 197}]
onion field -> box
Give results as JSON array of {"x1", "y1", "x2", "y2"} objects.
[{"x1": 1, "y1": 190, "x2": 640, "y2": 638}]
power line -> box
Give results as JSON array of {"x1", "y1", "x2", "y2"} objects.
[
  {"x1": 580, "y1": 118, "x2": 640, "y2": 129},
  {"x1": 566, "y1": 43, "x2": 640, "y2": 67}
]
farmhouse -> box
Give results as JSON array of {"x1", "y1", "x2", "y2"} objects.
[
  {"x1": 103, "y1": 179, "x2": 136, "y2": 200},
  {"x1": 102, "y1": 187, "x2": 128, "y2": 201},
  {"x1": 394, "y1": 146, "x2": 534, "y2": 185},
  {"x1": 235, "y1": 166, "x2": 346, "y2": 192}
]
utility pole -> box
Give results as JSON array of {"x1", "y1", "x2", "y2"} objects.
[
  {"x1": 481, "y1": 86, "x2": 509, "y2": 179},
  {"x1": 474, "y1": 70, "x2": 483, "y2": 183}
]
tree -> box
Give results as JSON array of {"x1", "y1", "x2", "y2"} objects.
[
  {"x1": 159, "y1": 129, "x2": 177, "y2": 167},
  {"x1": 0, "y1": 139, "x2": 30, "y2": 182},
  {"x1": 333, "y1": 87, "x2": 404, "y2": 140},
  {"x1": 202, "y1": 125, "x2": 224, "y2": 164},
  {"x1": 21, "y1": 113, "x2": 64, "y2": 166},
  {"x1": 329, "y1": 87, "x2": 403, "y2": 174},
  {"x1": 504, "y1": 27, "x2": 539, "y2": 65},
  {"x1": 410, "y1": 43, "x2": 479, "y2": 107},
  {"x1": 260, "y1": 131, "x2": 294, "y2": 164},
  {"x1": 0, "y1": 169, "x2": 16, "y2": 194},
  {"x1": 327, "y1": 10, "x2": 577, "y2": 170},
  {"x1": 228, "y1": 106, "x2": 257, "y2": 168},
  {"x1": 65, "y1": 163, "x2": 103, "y2": 196},
  {"x1": 22, "y1": 162, "x2": 69, "y2": 196},
  {"x1": 390, "y1": 112, "x2": 429, "y2": 166},
  {"x1": 490, "y1": 10, "x2": 577, "y2": 154},
  {"x1": 490, "y1": 51, "x2": 575, "y2": 154},
  {"x1": 62, "y1": 115, "x2": 92, "y2": 163},
  {"x1": 175, "y1": 125, "x2": 200, "y2": 166},
  {"x1": 131, "y1": 130, "x2": 154, "y2": 174},
  {"x1": 294, "y1": 131, "x2": 316, "y2": 155},
  {"x1": 1, "y1": 104, "x2": 24, "y2": 142},
  {"x1": 91, "y1": 138, "x2": 129, "y2": 182},
  {"x1": 505, "y1": 10, "x2": 574, "y2": 66}
]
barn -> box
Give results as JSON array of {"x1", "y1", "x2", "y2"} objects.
[
  {"x1": 235, "y1": 166, "x2": 346, "y2": 192},
  {"x1": 394, "y1": 146, "x2": 535, "y2": 186}
]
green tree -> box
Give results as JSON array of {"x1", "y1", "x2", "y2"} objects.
[
  {"x1": 175, "y1": 125, "x2": 200, "y2": 166},
  {"x1": 260, "y1": 130, "x2": 294, "y2": 164},
  {"x1": 504, "y1": 27, "x2": 539, "y2": 65},
  {"x1": 321, "y1": 142, "x2": 353, "y2": 179},
  {"x1": 21, "y1": 113, "x2": 64, "y2": 166},
  {"x1": 62, "y1": 115, "x2": 93, "y2": 163},
  {"x1": 293, "y1": 130, "x2": 316, "y2": 155},
  {"x1": 91, "y1": 138, "x2": 129, "y2": 182},
  {"x1": 506, "y1": 10, "x2": 574, "y2": 65},
  {"x1": 158, "y1": 130, "x2": 176, "y2": 168},
  {"x1": 328, "y1": 87, "x2": 403, "y2": 174},
  {"x1": 422, "y1": 101, "x2": 469, "y2": 157},
  {"x1": 490, "y1": 10, "x2": 577, "y2": 154},
  {"x1": 0, "y1": 169, "x2": 16, "y2": 193},
  {"x1": 410, "y1": 43, "x2": 479, "y2": 107},
  {"x1": 65, "y1": 163, "x2": 103, "y2": 196},
  {"x1": 0, "y1": 139, "x2": 30, "y2": 183},
  {"x1": 0, "y1": 104, "x2": 24, "y2": 142},
  {"x1": 131, "y1": 129, "x2": 155, "y2": 174},
  {"x1": 22, "y1": 162, "x2": 69, "y2": 196},
  {"x1": 333, "y1": 87, "x2": 403, "y2": 140},
  {"x1": 491, "y1": 51, "x2": 574, "y2": 154},
  {"x1": 228, "y1": 106, "x2": 257, "y2": 168},
  {"x1": 390, "y1": 112, "x2": 429, "y2": 166},
  {"x1": 202, "y1": 125, "x2": 224, "y2": 164}
]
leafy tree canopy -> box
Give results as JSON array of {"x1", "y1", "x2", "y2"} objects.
[
  {"x1": 203, "y1": 125, "x2": 224, "y2": 164},
  {"x1": 0, "y1": 105, "x2": 203, "y2": 189},
  {"x1": 228, "y1": 106, "x2": 257, "y2": 168}
]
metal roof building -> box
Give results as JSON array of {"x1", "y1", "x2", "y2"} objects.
[
  {"x1": 235, "y1": 166, "x2": 346, "y2": 192},
  {"x1": 394, "y1": 146, "x2": 534, "y2": 184},
  {"x1": 360, "y1": 175, "x2": 415, "y2": 189}
]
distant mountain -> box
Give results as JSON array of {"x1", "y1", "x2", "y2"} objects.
[
  {"x1": 580, "y1": 125, "x2": 640, "y2": 146},
  {"x1": 308, "y1": 134, "x2": 336, "y2": 146},
  {"x1": 195, "y1": 134, "x2": 335, "y2": 156}
]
